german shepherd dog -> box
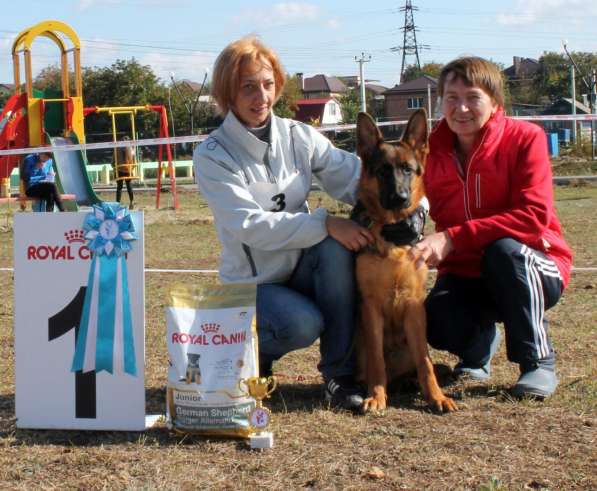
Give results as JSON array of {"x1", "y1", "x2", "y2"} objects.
[{"x1": 354, "y1": 109, "x2": 456, "y2": 413}]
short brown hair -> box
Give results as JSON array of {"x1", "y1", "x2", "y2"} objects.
[
  {"x1": 438, "y1": 56, "x2": 505, "y2": 108},
  {"x1": 211, "y1": 36, "x2": 286, "y2": 114}
]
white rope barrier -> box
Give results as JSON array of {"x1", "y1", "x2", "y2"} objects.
[
  {"x1": 1, "y1": 267, "x2": 596, "y2": 274},
  {"x1": 144, "y1": 268, "x2": 218, "y2": 274},
  {"x1": 2, "y1": 114, "x2": 597, "y2": 157},
  {"x1": 0, "y1": 134, "x2": 208, "y2": 157}
]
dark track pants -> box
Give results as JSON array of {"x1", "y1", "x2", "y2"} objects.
[
  {"x1": 426, "y1": 238, "x2": 563, "y2": 367},
  {"x1": 116, "y1": 179, "x2": 134, "y2": 204},
  {"x1": 25, "y1": 182, "x2": 64, "y2": 212}
]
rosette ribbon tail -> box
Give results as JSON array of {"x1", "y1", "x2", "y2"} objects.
[
  {"x1": 70, "y1": 202, "x2": 137, "y2": 376},
  {"x1": 121, "y1": 254, "x2": 137, "y2": 375},
  {"x1": 71, "y1": 255, "x2": 97, "y2": 372},
  {"x1": 95, "y1": 254, "x2": 117, "y2": 373}
]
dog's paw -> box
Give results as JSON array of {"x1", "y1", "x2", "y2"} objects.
[
  {"x1": 429, "y1": 395, "x2": 458, "y2": 413},
  {"x1": 361, "y1": 396, "x2": 387, "y2": 414}
]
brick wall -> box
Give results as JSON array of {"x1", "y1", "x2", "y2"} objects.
[{"x1": 385, "y1": 90, "x2": 437, "y2": 120}]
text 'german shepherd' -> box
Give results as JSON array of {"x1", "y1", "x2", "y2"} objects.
[{"x1": 354, "y1": 109, "x2": 456, "y2": 413}]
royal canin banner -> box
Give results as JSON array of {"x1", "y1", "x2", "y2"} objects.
[{"x1": 13, "y1": 212, "x2": 145, "y2": 431}]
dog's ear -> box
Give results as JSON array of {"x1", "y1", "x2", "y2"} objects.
[
  {"x1": 402, "y1": 108, "x2": 428, "y2": 152},
  {"x1": 356, "y1": 112, "x2": 383, "y2": 159}
]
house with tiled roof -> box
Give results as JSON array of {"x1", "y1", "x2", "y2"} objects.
[
  {"x1": 503, "y1": 57, "x2": 540, "y2": 81},
  {"x1": 383, "y1": 75, "x2": 438, "y2": 121},
  {"x1": 294, "y1": 98, "x2": 343, "y2": 126},
  {"x1": 299, "y1": 74, "x2": 347, "y2": 100},
  {"x1": 0, "y1": 83, "x2": 14, "y2": 98},
  {"x1": 0, "y1": 84, "x2": 14, "y2": 111},
  {"x1": 174, "y1": 79, "x2": 215, "y2": 105}
]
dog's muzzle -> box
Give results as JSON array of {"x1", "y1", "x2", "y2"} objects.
[{"x1": 384, "y1": 190, "x2": 411, "y2": 210}]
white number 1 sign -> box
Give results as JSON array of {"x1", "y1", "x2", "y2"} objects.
[{"x1": 14, "y1": 212, "x2": 145, "y2": 431}]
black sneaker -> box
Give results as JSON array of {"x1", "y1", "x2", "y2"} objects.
[{"x1": 324, "y1": 375, "x2": 365, "y2": 412}]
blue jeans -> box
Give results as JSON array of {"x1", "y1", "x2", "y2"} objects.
[{"x1": 257, "y1": 237, "x2": 357, "y2": 380}]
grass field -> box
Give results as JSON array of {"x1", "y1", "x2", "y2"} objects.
[{"x1": 0, "y1": 184, "x2": 595, "y2": 490}]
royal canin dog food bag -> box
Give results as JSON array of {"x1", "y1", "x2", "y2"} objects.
[{"x1": 166, "y1": 284, "x2": 258, "y2": 437}]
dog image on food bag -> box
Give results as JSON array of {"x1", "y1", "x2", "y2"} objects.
[
  {"x1": 183, "y1": 353, "x2": 202, "y2": 385},
  {"x1": 353, "y1": 109, "x2": 457, "y2": 414}
]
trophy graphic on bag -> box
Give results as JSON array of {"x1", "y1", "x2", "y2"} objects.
[{"x1": 239, "y1": 375, "x2": 277, "y2": 449}]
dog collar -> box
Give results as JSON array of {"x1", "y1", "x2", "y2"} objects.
[
  {"x1": 380, "y1": 206, "x2": 427, "y2": 247},
  {"x1": 350, "y1": 202, "x2": 427, "y2": 247}
]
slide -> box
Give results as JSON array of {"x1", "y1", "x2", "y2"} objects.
[
  {"x1": 0, "y1": 93, "x2": 28, "y2": 181},
  {"x1": 49, "y1": 134, "x2": 103, "y2": 209}
]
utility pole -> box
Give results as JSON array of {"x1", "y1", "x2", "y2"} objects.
[
  {"x1": 592, "y1": 69, "x2": 597, "y2": 160},
  {"x1": 570, "y1": 65, "x2": 577, "y2": 143},
  {"x1": 427, "y1": 82, "x2": 432, "y2": 123},
  {"x1": 391, "y1": 1, "x2": 429, "y2": 84},
  {"x1": 167, "y1": 83, "x2": 178, "y2": 163},
  {"x1": 563, "y1": 41, "x2": 597, "y2": 160},
  {"x1": 355, "y1": 53, "x2": 371, "y2": 113}
]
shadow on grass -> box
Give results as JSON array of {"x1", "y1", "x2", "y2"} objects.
[
  {"x1": 0, "y1": 388, "x2": 173, "y2": 447},
  {"x1": 266, "y1": 364, "x2": 514, "y2": 414},
  {"x1": 0, "y1": 386, "x2": 330, "y2": 448},
  {"x1": 0, "y1": 378, "x2": 517, "y2": 447},
  {"x1": 269, "y1": 382, "x2": 324, "y2": 413}
]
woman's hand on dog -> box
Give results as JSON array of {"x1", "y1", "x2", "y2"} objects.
[
  {"x1": 326, "y1": 216, "x2": 375, "y2": 252},
  {"x1": 409, "y1": 231, "x2": 453, "y2": 269}
]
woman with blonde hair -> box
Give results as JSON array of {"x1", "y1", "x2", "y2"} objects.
[{"x1": 193, "y1": 37, "x2": 373, "y2": 411}]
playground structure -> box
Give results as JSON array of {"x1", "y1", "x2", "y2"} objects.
[
  {"x1": 0, "y1": 20, "x2": 178, "y2": 210},
  {"x1": 0, "y1": 20, "x2": 89, "y2": 210},
  {"x1": 84, "y1": 105, "x2": 178, "y2": 209}
]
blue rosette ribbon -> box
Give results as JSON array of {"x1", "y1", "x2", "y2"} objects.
[{"x1": 71, "y1": 203, "x2": 138, "y2": 376}]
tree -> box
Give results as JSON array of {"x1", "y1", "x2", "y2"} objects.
[
  {"x1": 532, "y1": 52, "x2": 569, "y2": 104},
  {"x1": 0, "y1": 91, "x2": 10, "y2": 109},
  {"x1": 168, "y1": 80, "x2": 220, "y2": 137},
  {"x1": 338, "y1": 88, "x2": 360, "y2": 124},
  {"x1": 401, "y1": 62, "x2": 444, "y2": 83},
  {"x1": 274, "y1": 74, "x2": 302, "y2": 118},
  {"x1": 33, "y1": 65, "x2": 75, "y2": 93},
  {"x1": 83, "y1": 58, "x2": 166, "y2": 110},
  {"x1": 337, "y1": 86, "x2": 384, "y2": 123},
  {"x1": 82, "y1": 58, "x2": 169, "y2": 144},
  {"x1": 532, "y1": 51, "x2": 597, "y2": 105},
  {"x1": 365, "y1": 89, "x2": 384, "y2": 120}
]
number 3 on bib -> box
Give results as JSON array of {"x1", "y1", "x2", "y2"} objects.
[{"x1": 271, "y1": 193, "x2": 286, "y2": 212}]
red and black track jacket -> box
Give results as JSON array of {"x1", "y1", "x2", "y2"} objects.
[{"x1": 424, "y1": 109, "x2": 573, "y2": 288}]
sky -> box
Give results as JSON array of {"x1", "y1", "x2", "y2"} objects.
[{"x1": 3, "y1": 0, "x2": 597, "y2": 90}]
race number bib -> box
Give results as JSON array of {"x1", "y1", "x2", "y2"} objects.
[{"x1": 248, "y1": 171, "x2": 306, "y2": 212}]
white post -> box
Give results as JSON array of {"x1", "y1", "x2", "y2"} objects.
[
  {"x1": 360, "y1": 62, "x2": 367, "y2": 113},
  {"x1": 571, "y1": 65, "x2": 577, "y2": 143},
  {"x1": 591, "y1": 70, "x2": 597, "y2": 160},
  {"x1": 355, "y1": 53, "x2": 371, "y2": 113},
  {"x1": 101, "y1": 165, "x2": 110, "y2": 185},
  {"x1": 427, "y1": 83, "x2": 432, "y2": 125}
]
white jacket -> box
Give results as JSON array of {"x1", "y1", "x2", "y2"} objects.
[{"x1": 193, "y1": 111, "x2": 361, "y2": 284}]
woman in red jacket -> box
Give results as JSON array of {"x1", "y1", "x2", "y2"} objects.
[{"x1": 409, "y1": 57, "x2": 572, "y2": 399}]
